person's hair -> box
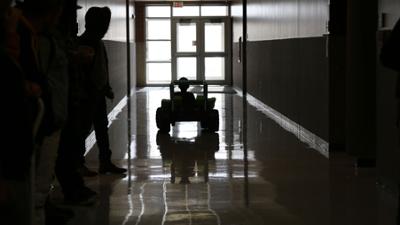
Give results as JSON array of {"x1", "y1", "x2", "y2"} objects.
[
  {"x1": 85, "y1": 6, "x2": 111, "y2": 31},
  {"x1": 20, "y1": 0, "x2": 64, "y2": 17},
  {"x1": 178, "y1": 77, "x2": 189, "y2": 91}
]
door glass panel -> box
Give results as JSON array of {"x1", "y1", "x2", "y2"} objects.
[
  {"x1": 177, "y1": 57, "x2": 197, "y2": 80},
  {"x1": 201, "y1": 6, "x2": 228, "y2": 16},
  {"x1": 147, "y1": 41, "x2": 171, "y2": 61},
  {"x1": 177, "y1": 22, "x2": 197, "y2": 52},
  {"x1": 146, "y1": 6, "x2": 171, "y2": 17},
  {"x1": 205, "y1": 57, "x2": 224, "y2": 80},
  {"x1": 147, "y1": 63, "x2": 171, "y2": 83},
  {"x1": 173, "y1": 6, "x2": 200, "y2": 17},
  {"x1": 147, "y1": 19, "x2": 170, "y2": 40},
  {"x1": 205, "y1": 22, "x2": 225, "y2": 52}
]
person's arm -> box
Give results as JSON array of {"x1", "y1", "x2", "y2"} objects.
[{"x1": 102, "y1": 41, "x2": 114, "y2": 99}]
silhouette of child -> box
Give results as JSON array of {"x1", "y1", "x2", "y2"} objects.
[{"x1": 175, "y1": 77, "x2": 195, "y2": 110}]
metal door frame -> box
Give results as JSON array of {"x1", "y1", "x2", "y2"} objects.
[{"x1": 171, "y1": 16, "x2": 231, "y2": 85}]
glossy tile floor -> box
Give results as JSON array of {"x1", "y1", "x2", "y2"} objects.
[{"x1": 54, "y1": 87, "x2": 398, "y2": 225}]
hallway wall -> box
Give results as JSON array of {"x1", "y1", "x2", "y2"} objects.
[
  {"x1": 376, "y1": 0, "x2": 400, "y2": 189},
  {"x1": 232, "y1": 0, "x2": 329, "y2": 140},
  {"x1": 77, "y1": 0, "x2": 136, "y2": 112}
]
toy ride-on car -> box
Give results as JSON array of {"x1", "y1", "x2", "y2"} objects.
[{"x1": 156, "y1": 78, "x2": 219, "y2": 133}]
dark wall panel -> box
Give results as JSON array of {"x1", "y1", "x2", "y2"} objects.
[
  {"x1": 247, "y1": 37, "x2": 328, "y2": 140},
  {"x1": 232, "y1": 43, "x2": 243, "y2": 89},
  {"x1": 376, "y1": 54, "x2": 400, "y2": 187},
  {"x1": 232, "y1": 0, "x2": 329, "y2": 141},
  {"x1": 328, "y1": 36, "x2": 346, "y2": 150},
  {"x1": 345, "y1": 0, "x2": 378, "y2": 158},
  {"x1": 104, "y1": 41, "x2": 130, "y2": 110},
  {"x1": 376, "y1": 0, "x2": 400, "y2": 188}
]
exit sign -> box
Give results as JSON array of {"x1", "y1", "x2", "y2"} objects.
[{"x1": 173, "y1": 2, "x2": 184, "y2": 8}]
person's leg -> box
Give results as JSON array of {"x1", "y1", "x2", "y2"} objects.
[
  {"x1": 34, "y1": 130, "x2": 61, "y2": 225},
  {"x1": 56, "y1": 123, "x2": 96, "y2": 205},
  {"x1": 70, "y1": 103, "x2": 99, "y2": 177},
  {"x1": 56, "y1": 128, "x2": 84, "y2": 192},
  {"x1": 93, "y1": 96, "x2": 112, "y2": 163},
  {"x1": 93, "y1": 97, "x2": 126, "y2": 174},
  {"x1": 77, "y1": 103, "x2": 95, "y2": 166}
]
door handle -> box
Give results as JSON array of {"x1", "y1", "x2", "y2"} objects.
[{"x1": 238, "y1": 36, "x2": 242, "y2": 63}]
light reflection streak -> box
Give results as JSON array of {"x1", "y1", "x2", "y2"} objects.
[
  {"x1": 209, "y1": 173, "x2": 258, "y2": 179},
  {"x1": 150, "y1": 174, "x2": 171, "y2": 179},
  {"x1": 134, "y1": 183, "x2": 146, "y2": 225},
  {"x1": 122, "y1": 175, "x2": 136, "y2": 181},
  {"x1": 121, "y1": 193, "x2": 134, "y2": 225},
  {"x1": 161, "y1": 181, "x2": 168, "y2": 225},
  {"x1": 120, "y1": 172, "x2": 258, "y2": 182},
  {"x1": 214, "y1": 150, "x2": 255, "y2": 161},
  {"x1": 185, "y1": 185, "x2": 193, "y2": 225}
]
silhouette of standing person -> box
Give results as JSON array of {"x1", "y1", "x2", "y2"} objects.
[
  {"x1": 77, "y1": 7, "x2": 126, "y2": 175},
  {"x1": 380, "y1": 17, "x2": 400, "y2": 225},
  {"x1": 55, "y1": 6, "x2": 98, "y2": 205},
  {"x1": 18, "y1": 0, "x2": 74, "y2": 223},
  {"x1": 0, "y1": 1, "x2": 34, "y2": 224}
]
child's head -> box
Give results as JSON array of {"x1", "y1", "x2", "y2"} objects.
[
  {"x1": 178, "y1": 77, "x2": 189, "y2": 92},
  {"x1": 85, "y1": 7, "x2": 111, "y2": 40}
]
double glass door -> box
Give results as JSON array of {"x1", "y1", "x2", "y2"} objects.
[{"x1": 172, "y1": 17, "x2": 229, "y2": 83}]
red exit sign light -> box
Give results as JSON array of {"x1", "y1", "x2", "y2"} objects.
[{"x1": 173, "y1": 2, "x2": 184, "y2": 8}]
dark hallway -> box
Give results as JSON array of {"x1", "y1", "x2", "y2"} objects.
[{"x1": 0, "y1": 0, "x2": 399, "y2": 225}]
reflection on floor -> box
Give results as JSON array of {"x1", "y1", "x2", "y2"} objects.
[{"x1": 50, "y1": 87, "x2": 398, "y2": 225}]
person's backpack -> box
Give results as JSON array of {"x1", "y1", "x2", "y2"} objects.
[{"x1": 380, "y1": 19, "x2": 400, "y2": 72}]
